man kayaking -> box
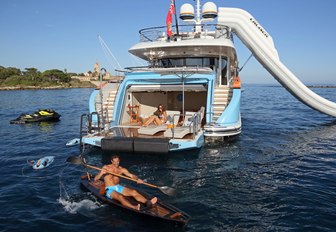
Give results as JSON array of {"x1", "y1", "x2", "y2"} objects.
[{"x1": 94, "y1": 155, "x2": 157, "y2": 210}]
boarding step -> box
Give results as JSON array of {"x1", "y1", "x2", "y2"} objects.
[
  {"x1": 212, "y1": 86, "x2": 231, "y2": 122},
  {"x1": 214, "y1": 98, "x2": 229, "y2": 104},
  {"x1": 213, "y1": 105, "x2": 226, "y2": 111},
  {"x1": 214, "y1": 89, "x2": 229, "y2": 94},
  {"x1": 104, "y1": 105, "x2": 115, "y2": 110},
  {"x1": 214, "y1": 86, "x2": 229, "y2": 90},
  {"x1": 102, "y1": 90, "x2": 117, "y2": 123},
  {"x1": 214, "y1": 93, "x2": 232, "y2": 99},
  {"x1": 104, "y1": 98, "x2": 116, "y2": 104},
  {"x1": 213, "y1": 101, "x2": 227, "y2": 106},
  {"x1": 211, "y1": 109, "x2": 227, "y2": 122},
  {"x1": 102, "y1": 109, "x2": 114, "y2": 123},
  {"x1": 214, "y1": 93, "x2": 229, "y2": 98}
]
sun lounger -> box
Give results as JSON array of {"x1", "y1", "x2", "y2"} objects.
[{"x1": 138, "y1": 125, "x2": 167, "y2": 135}]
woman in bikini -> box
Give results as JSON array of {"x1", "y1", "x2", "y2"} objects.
[{"x1": 142, "y1": 104, "x2": 167, "y2": 127}]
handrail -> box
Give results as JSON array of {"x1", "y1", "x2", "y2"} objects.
[
  {"x1": 90, "y1": 112, "x2": 100, "y2": 133},
  {"x1": 124, "y1": 66, "x2": 215, "y2": 73},
  {"x1": 138, "y1": 24, "x2": 231, "y2": 42},
  {"x1": 79, "y1": 114, "x2": 87, "y2": 152}
]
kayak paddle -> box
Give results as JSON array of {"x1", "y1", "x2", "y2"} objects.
[{"x1": 66, "y1": 156, "x2": 176, "y2": 196}]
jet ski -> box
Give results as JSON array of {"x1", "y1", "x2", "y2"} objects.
[{"x1": 10, "y1": 109, "x2": 61, "y2": 124}]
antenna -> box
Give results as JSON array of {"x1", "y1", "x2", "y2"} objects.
[
  {"x1": 195, "y1": 0, "x2": 201, "y2": 23},
  {"x1": 98, "y1": 35, "x2": 122, "y2": 71}
]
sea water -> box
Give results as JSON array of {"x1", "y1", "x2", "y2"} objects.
[{"x1": 0, "y1": 85, "x2": 335, "y2": 231}]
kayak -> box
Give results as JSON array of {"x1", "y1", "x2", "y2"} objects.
[
  {"x1": 80, "y1": 175, "x2": 190, "y2": 227},
  {"x1": 27, "y1": 156, "x2": 55, "y2": 170},
  {"x1": 10, "y1": 109, "x2": 61, "y2": 124},
  {"x1": 66, "y1": 138, "x2": 80, "y2": 146}
]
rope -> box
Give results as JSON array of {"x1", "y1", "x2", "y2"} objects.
[
  {"x1": 59, "y1": 163, "x2": 71, "y2": 200},
  {"x1": 239, "y1": 53, "x2": 253, "y2": 72}
]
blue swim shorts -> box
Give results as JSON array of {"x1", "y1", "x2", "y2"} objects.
[{"x1": 105, "y1": 185, "x2": 125, "y2": 199}]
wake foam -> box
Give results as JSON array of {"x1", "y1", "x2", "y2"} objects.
[
  {"x1": 58, "y1": 164, "x2": 101, "y2": 215},
  {"x1": 58, "y1": 197, "x2": 100, "y2": 214}
]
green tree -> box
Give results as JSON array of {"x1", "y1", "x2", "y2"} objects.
[
  {"x1": 42, "y1": 69, "x2": 70, "y2": 83},
  {"x1": 0, "y1": 66, "x2": 22, "y2": 82},
  {"x1": 0, "y1": 65, "x2": 91, "y2": 87},
  {"x1": 23, "y1": 67, "x2": 39, "y2": 76},
  {"x1": 23, "y1": 67, "x2": 41, "y2": 86},
  {"x1": 1, "y1": 75, "x2": 22, "y2": 86}
]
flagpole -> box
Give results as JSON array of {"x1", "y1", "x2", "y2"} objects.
[{"x1": 173, "y1": 0, "x2": 179, "y2": 36}]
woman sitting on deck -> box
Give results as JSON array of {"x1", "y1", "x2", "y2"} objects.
[{"x1": 142, "y1": 104, "x2": 167, "y2": 127}]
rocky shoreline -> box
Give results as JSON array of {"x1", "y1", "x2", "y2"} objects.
[
  {"x1": 307, "y1": 85, "x2": 336, "y2": 88},
  {"x1": 0, "y1": 81, "x2": 97, "y2": 91},
  {"x1": 0, "y1": 86, "x2": 94, "y2": 91},
  {"x1": 0, "y1": 86, "x2": 95, "y2": 91}
]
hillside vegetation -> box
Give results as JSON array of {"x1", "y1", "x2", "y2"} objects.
[{"x1": 0, "y1": 66, "x2": 95, "y2": 89}]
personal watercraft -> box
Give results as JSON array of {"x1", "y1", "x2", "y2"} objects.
[{"x1": 10, "y1": 109, "x2": 61, "y2": 124}]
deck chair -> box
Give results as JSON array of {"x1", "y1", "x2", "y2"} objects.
[
  {"x1": 166, "y1": 110, "x2": 181, "y2": 127},
  {"x1": 164, "y1": 111, "x2": 195, "y2": 139},
  {"x1": 164, "y1": 107, "x2": 205, "y2": 139}
]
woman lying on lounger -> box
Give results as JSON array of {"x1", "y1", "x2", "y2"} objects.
[{"x1": 142, "y1": 104, "x2": 167, "y2": 127}]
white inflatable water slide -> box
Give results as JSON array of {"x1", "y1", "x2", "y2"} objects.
[{"x1": 218, "y1": 8, "x2": 336, "y2": 117}]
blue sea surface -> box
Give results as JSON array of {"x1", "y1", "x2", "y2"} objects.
[{"x1": 0, "y1": 85, "x2": 336, "y2": 231}]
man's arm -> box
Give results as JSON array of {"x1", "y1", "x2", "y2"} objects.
[
  {"x1": 94, "y1": 166, "x2": 106, "y2": 181},
  {"x1": 121, "y1": 167, "x2": 144, "y2": 184}
]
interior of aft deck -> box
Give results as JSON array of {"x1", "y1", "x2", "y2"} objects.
[
  {"x1": 92, "y1": 85, "x2": 208, "y2": 153},
  {"x1": 113, "y1": 88, "x2": 206, "y2": 135}
]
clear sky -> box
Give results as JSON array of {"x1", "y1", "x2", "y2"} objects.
[{"x1": 1, "y1": 0, "x2": 336, "y2": 84}]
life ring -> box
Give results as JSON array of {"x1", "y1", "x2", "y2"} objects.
[{"x1": 232, "y1": 76, "x2": 241, "y2": 89}]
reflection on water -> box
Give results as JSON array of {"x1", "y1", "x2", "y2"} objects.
[{"x1": 38, "y1": 121, "x2": 59, "y2": 132}]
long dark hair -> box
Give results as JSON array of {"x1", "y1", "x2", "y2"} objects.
[{"x1": 154, "y1": 104, "x2": 165, "y2": 116}]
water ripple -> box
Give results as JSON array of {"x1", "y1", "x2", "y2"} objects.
[{"x1": 1, "y1": 87, "x2": 336, "y2": 231}]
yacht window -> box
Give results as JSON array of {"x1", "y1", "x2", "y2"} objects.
[
  {"x1": 169, "y1": 58, "x2": 184, "y2": 67},
  {"x1": 159, "y1": 57, "x2": 216, "y2": 68},
  {"x1": 203, "y1": 58, "x2": 211, "y2": 67},
  {"x1": 185, "y1": 58, "x2": 203, "y2": 67}
]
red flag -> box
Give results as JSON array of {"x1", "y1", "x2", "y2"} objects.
[{"x1": 166, "y1": 0, "x2": 175, "y2": 37}]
